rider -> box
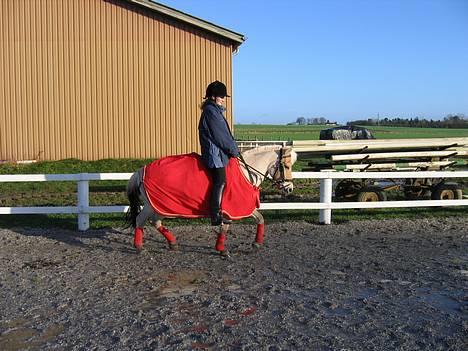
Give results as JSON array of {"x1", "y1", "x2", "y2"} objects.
[{"x1": 198, "y1": 80, "x2": 240, "y2": 225}]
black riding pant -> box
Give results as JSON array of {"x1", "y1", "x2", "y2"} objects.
[{"x1": 208, "y1": 167, "x2": 226, "y2": 223}]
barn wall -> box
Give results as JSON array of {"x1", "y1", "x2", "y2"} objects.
[{"x1": 0, "y1": 0, "x2": 234, "y2": 161}]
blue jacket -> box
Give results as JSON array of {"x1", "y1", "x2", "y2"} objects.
[{"x1": 198, "y1": 100, "x2": 240, "y2": 168}]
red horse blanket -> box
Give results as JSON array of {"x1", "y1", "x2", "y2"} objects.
[{"x1": 143, "y1": 153, "x2": 260, "y2": 219}]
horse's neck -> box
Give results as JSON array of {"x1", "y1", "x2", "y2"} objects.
[{"x1": 239, "y1": 148, "x2": 278, "y2": 187}]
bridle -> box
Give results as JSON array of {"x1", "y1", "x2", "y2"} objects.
[
  {"x1": 238, "y1": 147, "x2": 294, "y2": 187},
  {"x1": 273, "y1": 147, "x2": 293, "y2": 182}
]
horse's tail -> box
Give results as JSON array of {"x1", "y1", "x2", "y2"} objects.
[{"x1": 125, "y1": 168, "x2": 143, "y2": 228}]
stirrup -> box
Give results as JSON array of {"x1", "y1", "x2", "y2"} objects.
[{"x1": 211, "y1": 213, "x2": 223, "y2": 226}]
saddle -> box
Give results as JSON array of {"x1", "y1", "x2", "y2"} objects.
[{"x1": 143, "y1": 153, "x2": 260, "y2": 219}]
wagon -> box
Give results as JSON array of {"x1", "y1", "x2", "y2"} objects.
[{"x1": 292, "y1": 137, "x2": 468, "y2": 202}]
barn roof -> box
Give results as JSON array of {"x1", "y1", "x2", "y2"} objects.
[{"x1": 126, "y1": 0, "x2": 245, "y2": 47}]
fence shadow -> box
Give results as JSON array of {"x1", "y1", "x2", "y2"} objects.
[{"x1": 0, "y1": 214, "x2": 134, "y2": 253}]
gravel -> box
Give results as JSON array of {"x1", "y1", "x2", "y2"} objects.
[{"x1": 0, "y1": 217, "x2": 467, "y2": 350}]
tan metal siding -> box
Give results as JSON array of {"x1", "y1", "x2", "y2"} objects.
[{"x1": 0, "y1": 0, "x2": 235, "y2": 161}]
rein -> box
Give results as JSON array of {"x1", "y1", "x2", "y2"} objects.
[{"x1": 237, "y1": 152, "x2": 285, "y2": 187}]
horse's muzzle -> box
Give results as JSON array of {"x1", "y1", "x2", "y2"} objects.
[{"x1": 279, "y1": 181, "x2": 294, "y2": 195}]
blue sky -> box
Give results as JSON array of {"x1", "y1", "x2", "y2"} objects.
[{"x1": 159, "y1": 0, "x2": 468, "y2": 124}]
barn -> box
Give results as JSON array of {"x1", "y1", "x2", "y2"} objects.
[{"x1": 0, "y1": 0, "x2": 245, "y2": 161}]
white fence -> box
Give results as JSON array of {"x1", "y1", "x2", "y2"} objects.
[{"x1": 0, "y1": 171, "x2": 467, "y2": 230}]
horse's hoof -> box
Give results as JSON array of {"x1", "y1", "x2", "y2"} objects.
[
  {"x1": 135, "y1": 247, "x2": 143, "y2": 254},
  {"x1": 169, "y1": 243, "x2": 179, "y2": 251},
  {"x1": 219, "y1": 250, "x2": 230, "y2": 258},
  {"x1": 252, "y1": 242, "x2": 262, "y2": 250}
]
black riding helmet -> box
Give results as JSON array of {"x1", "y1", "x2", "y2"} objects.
[{"x1": 204, "y1": 80, "x2": 230, "y2": 99}]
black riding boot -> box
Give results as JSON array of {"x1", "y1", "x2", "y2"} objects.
[{"x1": 210, "y1": 182, "x2": 225, "y2": 226}]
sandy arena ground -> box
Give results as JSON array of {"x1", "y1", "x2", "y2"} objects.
[{"x1": 0, "y1": 217, "x2": 467, "y2": 350}]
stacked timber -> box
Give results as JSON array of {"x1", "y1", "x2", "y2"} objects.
[{"x1": 292, "y1": 138, "x2": 468, "y2": 172}]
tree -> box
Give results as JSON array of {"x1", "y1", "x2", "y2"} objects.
[{"x1": 296, "y1": 117, "x2": 306, "y2": 125}]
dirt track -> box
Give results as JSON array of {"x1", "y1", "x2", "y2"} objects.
[{"x1": 0, "y1": 217, "x2": 467, "y2": 350}]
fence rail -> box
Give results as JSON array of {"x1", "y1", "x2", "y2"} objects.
[{"x1": 0, "y1": 171, "x2": 467, "y2": 230}]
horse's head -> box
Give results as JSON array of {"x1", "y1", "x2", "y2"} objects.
[
  {"x1": 269, "y1": 146, "x2": 297, "y2": 195},
  {"x1": 239, "y1": 145, "x2": 298, "y2": 194}
]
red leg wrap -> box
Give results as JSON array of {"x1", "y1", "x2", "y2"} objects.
[
  {"x1": 216, "y1": 233, "x2": 226, "y2": 252},
  {"x1": 157, "y1": 226, "x2": 176, "y2": 244},
  {"x1": 134, "y1": 227, "x2": 144, "y2": 249},
  {"x1": 256, "y1": 223, "x2": 265, "y2": 244}
]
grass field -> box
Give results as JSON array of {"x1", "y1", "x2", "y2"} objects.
[
  {"x1": 1, "y1": 125, "x2": 467, "y2": 229},
  {"x1": 234, "y1": 124, "x2": 468, "y2": 141}
]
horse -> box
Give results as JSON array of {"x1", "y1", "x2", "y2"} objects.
[{"x1": 126, "y1": 145, "x2": 297, "y2": 256}]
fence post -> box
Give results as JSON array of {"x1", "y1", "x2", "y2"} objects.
[
  {"x1": 319, "y1": 178, "x2": 332, "y2": 224},
  {"x1": 77, "y1": 174, "x2": 89, "y2": 231}
]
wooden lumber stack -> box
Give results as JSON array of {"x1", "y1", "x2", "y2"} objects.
[{"x1": 292, "y1": 137, "x2": 468, "y2": 172}]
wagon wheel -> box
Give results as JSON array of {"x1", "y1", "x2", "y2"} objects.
[
  {"x1": 431, "y1": 184, "x2": 463, "y2": 200},
  {"x1": 357, "y1": 186, "x2": 387, "y2": 202}
]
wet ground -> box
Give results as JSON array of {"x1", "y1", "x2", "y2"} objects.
[{"x1": 0, "y1": 217, "x2": 467, "y2": 350}]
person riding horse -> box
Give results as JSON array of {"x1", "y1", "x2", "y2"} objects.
[
  {"x1": 198, "y1": 81, "x2": 240, "y2": 226},
  {"x1": 126, "y1": 81, "x2": 297, "y2": 255}
]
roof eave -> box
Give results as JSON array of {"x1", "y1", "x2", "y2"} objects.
[{"x1": 126, "y1": 0, "x2": 245, "y2": 47}]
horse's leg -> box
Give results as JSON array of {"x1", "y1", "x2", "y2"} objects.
[
  {"x1": 152, "y1": 214, "x2": 178, "y2": 251},
  {"x1": 134, "y1": 203, "x2": 157, "y2": 252},
  {"x1": 215, "y1": 223, "x2": 230, "y2": 256},
  {"x1": 251, "y1": 209, "x2": 265, "y2": 249},
  {"x1": 133, "y1": 174, "x2": 159, "y2": 252}
]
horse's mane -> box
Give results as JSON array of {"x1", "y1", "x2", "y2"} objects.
[{"x1": 241, "y1": 145, "x2": 282, "y2": 156}]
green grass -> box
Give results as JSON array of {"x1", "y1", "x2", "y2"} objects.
[
  {"x1": 0, "y1": 158, "x2": 152, "y2": 174},
  {"x1": 234, "y1": 124, "x2": 326, "y2": 141},
  {"x1": 234, "y1": 124, "x2": 468, "y2": 141},
  {"x1": 0, "y1": 159, "x2": 152, "y2": 208},
  {"x1": 367, "y1": 125, "x2": 468, "y2": 139}
]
